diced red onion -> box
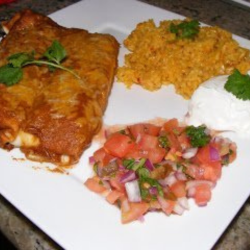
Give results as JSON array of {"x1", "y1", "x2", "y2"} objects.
[
  {"x1": 109, "y1": 157, "x2": 117, "y2": 163},
  {"x1": 104, "y1": 129, "x2": 109, "y2": 139},
  {"x1": 177, "y1": 197, "x2": 189, "y2": 210},
  {"x1": 197, "y1": 201, "x2": 208, "y2": 207},
  {"x1": 120, "y1": 170, "x2": 137, "y2": 183},
  {"x1": 125, "y1": 180, "x2": 141, "y2": 203},
  {"x1": 182, "y1": 147, "x2": 198, "y2": 159},
  {"x1": 209, "y1": 146, "x2": 220, "y2": 161},
  {"x1": 138, "y1": 215, "x2": 145, "y2": 223},
  {"x1": 175, "y1": 171, "x2": 187, "y2": 181},
  {"x1": 145, "y1": 159, "x2": 154, "y2": 171},
  {"x1": 89, "y1": 156, "x2": 95, "y2": 165},
  {"x1": 149, "y1": 186, "x2": 158, "y2": 195},
  {"x1": 158, "y1": 173, "x2": 177, "y2": 187},
  {"x1": 187, "y1": 187, "x2": 196, "y2": 198},
  {"x1": 118, "y1": 164, "x2": 126, "y2": 171},
  {"x1": 213, "y1": 136, "x2": 231, "y2": 144}
]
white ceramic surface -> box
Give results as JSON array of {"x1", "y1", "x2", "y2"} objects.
[{"x1": 0, "y1": 0, "x2": 250, "y2": 249}]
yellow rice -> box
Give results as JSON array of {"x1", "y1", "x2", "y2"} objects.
[{"x1": 117, "y1": 19, "x2": 250, "y2": 99}]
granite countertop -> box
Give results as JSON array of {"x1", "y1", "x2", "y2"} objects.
[{"x1": 0, "y1": 0, "x2": 249, "y2": 249}]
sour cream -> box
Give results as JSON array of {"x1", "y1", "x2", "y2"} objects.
[{"x1": 186, "y1": 74, "x2": 250, "y2": 138}]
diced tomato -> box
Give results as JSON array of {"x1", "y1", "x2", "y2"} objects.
[
  {"x1": 142, "y1": 123, "x2": 161, "y2": 136},
  {"x1": 193, "y1": 144, "x2": 222, "y2": 182},
  {"x1": 86, "y1": 119, "x2": 237, "y2": 223},
  {"x1": 121, "y1": 202, "x2": 149, "y2": 224},
  {"x1": 128, "y1": 124, "x2": 144, "y2": 139},
  {"x1": 193, "y1": 147, "x2": 207, "y2": 165},
  {"x1": 104, "y1": 133, "x2": 135, "y2": 158},
  {"x1": 167, "y1": 132, "x2": 181, "y2": 150},
  {"x1": 170, "y1": 180, "x2": 186, "y2": 198},
  {"x1": 195, "y1": 144, "x2": 220, "y2": 166},
  {"x1": 177, "y1": 132, "x2": 191, "y2": 149},
  {"x1": 93, "y1": 148, "x2": 106, "y2": 162},
  {"x1": 194, "y1": 183, "x2": 212, "y2": 206},
  {"x1": 125, "y1": 144, "x2": 146, "y2": 159},
  {"x1": 109, "y1": 173, "x2": 126, "y2": 192},
  {"x1": 85, "y1": 177, "x2": 107, "y2": 194},
  {"x1": 128, "y1": 123, "x2": 161, "y2": 139},
  {"x1": 106, "y1": 190, "x2": 124, "y2": 204},
  {"x1": 147, "y1": 147, "x2": 166, "y2": 164},
  {"x1": 185, "y1": 164, "x2": 205, "y2": 180},
  {"x1": 202, "y1": 162, "x2": 222, "y2": 182},
  {"x1": 157, "y1": 196, "x2": 176, "y2": 215},
  {"x1": 138, "y1": 134, "x2": 159, "y2": 151},
  {"x1": 163, "y1": 119, "x2": 179, "y2": 133},
  {"x1": 93, "y1": 147, "x2": 115, "y2": 167}
]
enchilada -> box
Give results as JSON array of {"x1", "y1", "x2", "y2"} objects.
[{"x1": 0, "y1": 10, "x2": 119, "y2": 165}]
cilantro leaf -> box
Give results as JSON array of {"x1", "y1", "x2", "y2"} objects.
[
  {"x1": 185, "y1": 125, "x2": 211, "y2": 147},
  {"x1": 0, "y1": 40, "x2": 79, "y2": 87},
  {"x1": 224, "y1": 69, "x2": 250, "y2": 100},
  {"x1": 8, "y1": 52, "x2": 34, "y2": 68},
  {"x1": 43, "y1": 40, "x2": 67, "y2": 64},
  {"x1": 0, "y1": 65, "x2": 23, "y2": 86},
  {"x1": 170, "y1": 20, "x2": 200, "y2": 39}
]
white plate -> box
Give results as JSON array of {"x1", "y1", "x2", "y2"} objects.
[
  {"x1": 229, "y1": 0, "x2": 250, "y2": 8},
  {"x1": 1, "y1": 0, "x2": 250, "y2": 249}
]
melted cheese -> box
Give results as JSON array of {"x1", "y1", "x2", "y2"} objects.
[{"x1": 12, "y1": 130, "x2": 40, "y2": 147}]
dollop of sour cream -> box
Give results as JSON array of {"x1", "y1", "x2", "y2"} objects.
[{"x1": 186, "y1": 75, "x2": 250, "y2": 138}]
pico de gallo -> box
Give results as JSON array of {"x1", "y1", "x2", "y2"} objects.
[{"x1": 85, "y1": 119, "x2": 237, "y2": 224}]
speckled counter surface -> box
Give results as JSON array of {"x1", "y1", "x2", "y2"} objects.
[{"x1": 0, "y1": 0, "x2": 249, "y2": 249}]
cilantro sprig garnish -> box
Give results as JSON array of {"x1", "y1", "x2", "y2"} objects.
[
  {"x1": 0, "y1": 40, "x2": 80, "y2": 86},
  {"x1": 224, "y1": 69, "x2": 250, "y2": 100},
  {"x1": 185, "y1": 125, "x2": 211, "y2": 148},
  {"x1": 170, "y1": 20, "x2": 200, "y2": 39}
]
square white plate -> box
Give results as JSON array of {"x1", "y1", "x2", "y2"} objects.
[{"x1": 1, "y1": 0, "x2": 250, "y2": 249}]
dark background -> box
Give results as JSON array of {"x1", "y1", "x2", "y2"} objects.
[{"x1": 0, "y1": 233, "x2": 16, "y2": 250}]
